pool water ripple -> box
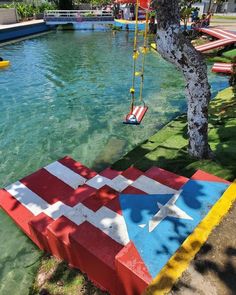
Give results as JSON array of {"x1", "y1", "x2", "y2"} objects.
[{"x1": 0, "y1": 31, "x2": 229, "y2": 187}]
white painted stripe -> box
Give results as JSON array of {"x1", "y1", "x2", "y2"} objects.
[
  {"x1": 111, "y1": 175, "x2": 134, "y2": 192},
  {"x1": 132, "y1": 106, "x2": 139, "y2": 116},
  {"x1": 210, "y1": 30, "x2": 231, "y2": 39},
  {"x1": 214, "y1": 63, "x2": 231, "y2": 66},
  {"x1": 5, "y1": 166, "x2": 182, "y2": 245},
  {"x1": 197, "y1": 39, "x2": 232, "y2": 48},
  {"x1": 200, "y1": 28, "x2": 234, "y2": 40},
  {"x1": 43, "y1": 201, "x2": 72, "y2": 219},
  {"x1": 201, "y1": 28, "x2": 226, "y2": 39},
  {"x1": 5, "y1": 181, "x2": 50, "y2": 215},
  {"x1": 132, "y1": 175, "x2": 177, "y2": 194},
  {"x1": 64, "y1": 202, "x2": 92, "y2": 226},
  {"x1": 215, "y1": 29, "x2": 236, "y2": 39},
  {"x1": 85, "y1": 174, "x2": 133, "y2": 192},
  {"x1": 6, "y1": 182, "x2": 130, "y2": 245},
  {"x1": 197, "y1": 40, "x2": 231, "y2": 50},
  {"x1": 44, "y1": 161, "x2": 86, "y2": 189},
  {"x1": 213, "y1": 66, "x2": 231, "y2": 70},
  {"x1": 52, "y1": 202, "x2": 130, "y2": 245},
  {"x1": 66, "y1": 205, "x2": 129, "y2": 245},
  {"x1": 86, "y1": 174, "x2": 112, "y2": 189},
  {"x1": 94, "y1": 206, "x2": 130, "y2": 245},
  {"x1": 136, "y1": 107, "x2": 144, "y2": 121}
]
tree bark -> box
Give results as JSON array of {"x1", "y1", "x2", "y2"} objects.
[{"x1": 153, "y1": 0, "x2": 212, "y2": 159}]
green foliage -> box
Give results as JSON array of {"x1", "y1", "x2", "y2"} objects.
[
  {"x1": 90, "y1": 0, "x2": 111, "y2": 7},
  {"x1": 180, "y1": 0, "x2": 201, "y2": 30},
  {"x1": 0, "y1": 1, "x2": 56, "y2": 19},
  {"x1": 51, "y1": 0, "x2": 73, "y2": 9}
]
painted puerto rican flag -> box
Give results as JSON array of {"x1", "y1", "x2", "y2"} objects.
[{"x1": 0, "y1": 156, "x2": 230, "y2": 295}]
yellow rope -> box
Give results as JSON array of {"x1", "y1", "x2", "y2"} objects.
[
  {"x1": 130, "y1": 0, "x2": 139, "y2": 112},
  {"x1": 139, "y1": 11, "x2": 149, "y2": 103}
]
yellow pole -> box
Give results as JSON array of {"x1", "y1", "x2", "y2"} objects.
[
  {"x1": 130, "y1": 0, "x2": 139, "y2": 112},
  {"x1": 139, "y1": 10, "x2": 149, "y2": 103}
]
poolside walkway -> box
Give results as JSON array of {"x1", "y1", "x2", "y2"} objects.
[
  {"x1": 210, "y1": 18, "x2": 236, "y2": 31},
  {"x1": 0, "y1": 19, "x2": 44, "y2": 31}
]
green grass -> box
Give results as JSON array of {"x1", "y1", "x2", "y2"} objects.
[
  {"x1": 222, "y1": 48, "x2": 236, "y2": 59},
  {"x1": 30, "y1": 255, "x2": 107, "y2": 295},
  {"x1": 212, "y1": 15, "x2": 236, "y2": 20},
  {"x1": 208, "y1": 56, "x2": 232, "y2": 63},
  {"x1": 112, "y1": 87, "x2": 236, "y2": 181},
  {"x1": 207, "y1": 48, "x2": 236, "y2": 63}
]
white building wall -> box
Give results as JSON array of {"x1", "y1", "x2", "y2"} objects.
[
  {"x1": 226, "y1": 0, "x2": 236, "y2": 12},
  {"x1": 195, "y1": 0, "x2": 236, "y2": 13},
  {"x1": 0, "y1": 8, "x2": 18, "y2": 24}
]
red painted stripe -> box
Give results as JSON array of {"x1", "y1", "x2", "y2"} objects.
[
  {"x1": 145, "y1": 166, "x2": 188, "y2": 190},
  {"x1": 122, "y1": 186, "x2": 147, "y2": 194},
  {"x1": 212, "y1": 63, "x2": 234, "y2": 74},
  {"x1": 199, "y1": 28, "x2": 229, "y2": 40},
  {"x1": 46, "y1": 216, "x2": 79, "y2": 264},
  {"x1": 71, "y1": 221, "x2": 123, "y2": 268},
  {"x1": 105, "y1": 197, "x2": 122, "y2": 215},
  {"x1": 196, "y1": 39, "x2": 235, "y2": 52},
  {"x1": 136, "y1": 106, "x2": 148, "y2": 123},
  {"x1": 116, "y1": 241, "x2": 152, "y2": 295},
  {"x1": 212, "y1": 67, "x2": 232, "y2": 74},
  {"x1": 191, "y1": 169, "x2": 230, "y2": 184},
  {"x1": 0, "y1": 189, "x2": 34, "y2": 237},
  {"x1": 64, "y1": 184, "x2": 97, "y2": 207},
  {"x1": 29, "y1": 212, "x2": 54, "y2": 252},
  {"x1": 197, "y1": 39, "x2": 232, "y2": 49},
  {"x1": 124, "y1": 106, "x2": 148, "y2": 124},
  {"x1": 21, "y1": 168, "x2": 74, "y2": 205},
  {"x1": 198, "y1": 28, "x2": 236, "y2": 40},
  {"x1": 59, "y1": 156, "x2": 97, "y2": 179},
  {"x1": 99, "y1": 167, "x2": 122, "y2": 179},
  {"x1": 214, "y1": 29, "x2": 236, "y2": 39},
  {"x1": 122, "y1": 167, "x2": 144, "y2": 181},
  {"x1": 70, "y1": 221, "x2": 125, "y2": 295},
  {"x1": 82, "y1": 185, "x2": 118, "y2": 212}
]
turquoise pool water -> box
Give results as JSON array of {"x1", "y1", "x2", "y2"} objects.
[{"x1": 0, "y1": 31, "x2": 228, "y2": 294}]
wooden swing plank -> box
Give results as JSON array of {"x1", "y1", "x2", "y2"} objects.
[{"x1": 123, "y1": 105, "x2": 148, "y2": 125}]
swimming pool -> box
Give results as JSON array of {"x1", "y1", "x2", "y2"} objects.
[{"x1": 0, "y1": 30, "x2": 228, "y2": 294}]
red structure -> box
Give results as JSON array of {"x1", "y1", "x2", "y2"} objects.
[
  {"x1": 212, "y1": 62, "x2": 235, "y2": 74},
  {"x1": 196, "y1": 28, "x2": 236, "y2": 52},
  {"x1": 0, "y1": 156, "x2": 230, "y2": 294},
  {"x1": 115, "y1": 0, "x2": 151, "y2": 10}
]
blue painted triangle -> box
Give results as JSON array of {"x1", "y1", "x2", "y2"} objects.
[{"x1": 119, "y1": 180, "x2": 229, "y2": 278}]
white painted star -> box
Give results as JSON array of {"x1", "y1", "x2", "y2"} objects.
[{"x1": 147, "y1": 190, "x2": 193, "y2": 232}]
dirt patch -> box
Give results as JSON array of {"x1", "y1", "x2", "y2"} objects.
[{"x1": 171, "y1": 201, "x2": 236, "y2": 295}]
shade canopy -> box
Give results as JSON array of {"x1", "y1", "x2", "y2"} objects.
[{"x1": 115, "y1": 0, "x2": 151, "y2": 10}]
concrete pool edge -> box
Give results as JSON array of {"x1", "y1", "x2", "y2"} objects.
[{"x1": 0, "y1": 20, "x2": 54, "y2": 43}]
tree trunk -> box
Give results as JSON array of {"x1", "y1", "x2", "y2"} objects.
[
  {"x1": 153, "y1": 0, "x2": 212, "y2": 159},
  {"x1": 207, "y1": 0, "x2": 213, "y2": 13}
]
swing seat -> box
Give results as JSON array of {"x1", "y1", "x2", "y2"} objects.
[{"x1": 123, "y1": 105, "x2": 148, "y2": 125}]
